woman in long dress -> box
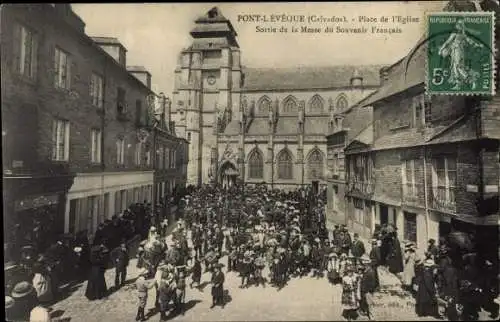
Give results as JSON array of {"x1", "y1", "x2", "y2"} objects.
[
  {"x1": 341, "y1": 265, "x2": 360, "y2": 321},
  {"x1": 402, "y1": 243, "x2": 416, "y2": 291},
  {"x1": 85, "y1": 246, "x2": 108, "y2": 300}
]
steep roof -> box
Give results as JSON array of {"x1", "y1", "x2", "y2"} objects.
[
  {"x1": 360, "y1": 36, "x2": 426, "y2": 107},
  {"x1": 241, "y1": 65, "x2": 384, "y2": 91}
]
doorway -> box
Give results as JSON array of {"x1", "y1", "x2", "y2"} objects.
[
  {"x1": 312, "y1": 181, "x2": 319, "y2": 195},
  {"x1": 219, "y1": 161, "x2": 238, "y2": 190},
  {"x1": 380, "y1": 204, "x2": 388, "y2": 226},
  {"x1": 439, "y1": 221, "x2": 452, "y2": 241}
]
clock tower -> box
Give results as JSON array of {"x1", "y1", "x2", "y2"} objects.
[{"x1": 172, "y1": 7, "x2": 243, "y2": 186}]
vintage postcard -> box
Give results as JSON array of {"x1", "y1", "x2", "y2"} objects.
[{"x1": 2, "y1": 2, "x2": 499, "y2": 322}]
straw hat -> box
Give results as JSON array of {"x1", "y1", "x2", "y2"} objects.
[
  {"x1": 424, "y1": 259, "x2": 435, "y2": 267},
  {"x1": 5, "y1": 296, "x2": 14, "y2": 309},
  {"x1": 11, "y1": 281, "x2": 35, "y2": 298}
]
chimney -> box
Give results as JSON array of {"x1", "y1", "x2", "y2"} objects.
[
  {"x1": 91, "y1": 36, "x2": 127, "y2": 67},
  {"x1": 127, "y1": 66, "x2": 152, "y2": 89}
]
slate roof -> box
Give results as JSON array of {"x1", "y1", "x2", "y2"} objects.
[
  {"x1": 223, "y1": 120, "x2": 240, "y2": 136},
  {"x1": 426, "y1": 116, "x2": 477, "y2": 144},
  {"x1": 305, "y1": 118, "x2": 330, "y2": 135},
  {"x1": 241, "y1": 65, "x2": 384, "y2": 91},
  {"x1": 360, "y1": 37, "x2": 426, "y2": 107},
  {"x1": 246, "y1": 119, "x2": 269, "y2": 135}
]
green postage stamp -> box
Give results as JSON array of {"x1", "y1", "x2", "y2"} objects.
[{"x1": 427, "y1": 11, "x2": 496, "y2": 96}]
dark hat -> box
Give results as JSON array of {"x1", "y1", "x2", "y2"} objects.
[
  {"x1": 353, "y1": 233, "x2": 359, "y2": 238},
  {"x1": 11, "y1": 281, "x2": 35, "y2": 298}
]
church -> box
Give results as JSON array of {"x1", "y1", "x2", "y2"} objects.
[{"x1": 171, "y1": 7, "x2": 384, "y2": 190}]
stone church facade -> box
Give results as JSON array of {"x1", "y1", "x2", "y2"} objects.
[{"x1": 172, "y1": 7, "x2": 384, "y2": 190}]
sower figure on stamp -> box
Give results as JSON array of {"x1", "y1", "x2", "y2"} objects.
[{"x1": 438, "y1": 19, "x2": 484, "y2": 90}]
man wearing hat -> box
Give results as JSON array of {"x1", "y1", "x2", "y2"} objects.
[
  {"x1": 351, "y1": 233, "x2": 365, "y2": 267},
  {"x1": 211, "y1": 263, "x2": 225, "y2": 309},
  {"x1": 10, "y1": 281, "x2": 39, "y2": 322}
]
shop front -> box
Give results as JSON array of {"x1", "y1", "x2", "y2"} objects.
[{"x1": 3, "y1": 174, "x2": 74, "y2": 264}]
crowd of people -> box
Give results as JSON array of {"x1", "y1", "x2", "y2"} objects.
[
  {"x1": 4, "y1": 197, "x2": 176, "y2": 322},
  {"x1": 4, "y1": 182, "x2": 499, "y2": 322}
]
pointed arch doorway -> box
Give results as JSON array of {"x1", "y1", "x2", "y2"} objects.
[{"x1": 218, "y1": 161, "x2": 239, "y2": 190}]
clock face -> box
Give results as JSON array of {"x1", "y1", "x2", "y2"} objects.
[{"x1": 207, "y1": 75, "x2": 216, "y2": 85}]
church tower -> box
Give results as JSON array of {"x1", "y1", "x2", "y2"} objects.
[{"x1": 172, "y1": 7, "x2": 243, "y2": 186}]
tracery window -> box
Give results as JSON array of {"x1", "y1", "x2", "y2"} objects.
[
  {"x1": 309, "y1": 95, "x2": 324, "y2": 112},
  {"x1": 277, "y1": 149, "x2": 293, "y2": 179},
  {"x1": 307, "y1": 149, "x2": 324, "y2": 179},
  {"x1": 248, "y1": 149, "x2": 264, "y2": 179},
  {"x1": 282, "y1": 96, "x2": 298, "y2": 113},
  {"x1": 336, "y1": 95, "x2": 348, "y2": 111},
  {"x1": 258, "y1": 96, "x2": 271, "y2": 114}
]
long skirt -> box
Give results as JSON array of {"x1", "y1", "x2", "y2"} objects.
[
  {"x1": 211, "y1": 284, "x2": 224, "y2": 302},
  {"x1": 85, "y1": 266, "x2": 107, "y2": 300}
]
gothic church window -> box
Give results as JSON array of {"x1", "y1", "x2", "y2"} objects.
[
  {"x1": 277, "y1": 149, "x2": 293, "y2": 179},
  {"x1": 257, "y1": 96, "x2": 271, "y2": 114},
  {"x1": 307, "y1": 149, "x2": 324, "y2": 179},
  {"x1": 336, "y1": 95, "x2": 348, "y2": 111},
  {"x1": 248, "y1": 149, "x2": 264, "y2": 179},
  {"x1": 282, "y1": 95, "x2": 298, "y2": 113},
  {"x1": 309, "y1": 95, "x2": 324, "y2": 112}
]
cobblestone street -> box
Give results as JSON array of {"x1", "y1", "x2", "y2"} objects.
[{"x1": 49, "y1": 232, "x2": 439, "y2": 322}]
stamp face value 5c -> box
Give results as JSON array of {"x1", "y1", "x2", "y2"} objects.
[{"x1": 427, "y1": 12, "x2": 496, "y2": 96}]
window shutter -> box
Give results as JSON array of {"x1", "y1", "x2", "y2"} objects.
[
  {"x1": 51, "y1": 119, "x2": 57, "y2": 160},
  {"x1": 12, "y1": 23, "x2": 22, "y2": 73},
  {"x1": 30, "y1": 33, "x2": 38, "y2": 79},
  {"x1": 64, "y1": 121, "x2": 70, "y2": 161},
  {"x1": 89, "y1": 74, "x2": 95, "y2": 101},
  {"x1": 67, "y1": 56, "x2": 73, "y2": 89},
  {"x1": 431, "y1": 159, "x2": 438, "y2": 196},
  {"x1": 401, "y1": 161, "x2": 407, "y2": 195},
  {"x1": 53, "y1": 47, "x2": 60, "y2": 86}
]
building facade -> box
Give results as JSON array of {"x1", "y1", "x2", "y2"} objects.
[
  {"x1": 325, "y1": 90, "x2": 377, "y2": 226},
  {"x1": 343, "y1": 2, "x2": 499, "y2": 258},
  {"x1": 1, "y1": 4, "x2": 187, "y2": 244},
  {"x1": 171, "y1": 7, "x2": 383, "y2": 190}
]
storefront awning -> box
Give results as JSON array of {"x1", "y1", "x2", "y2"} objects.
[{"x1": 224, "y1": 169, "x2": 239, "y2": 176}]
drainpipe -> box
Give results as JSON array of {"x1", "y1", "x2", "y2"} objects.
[{"x1": 423, "y1": 145, "x2": 430, "y2": 253}]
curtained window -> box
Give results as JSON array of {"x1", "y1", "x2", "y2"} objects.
[
  {"x1": 277, "y1": 149, "x2": 293, "y2": 179},
  {"x1": 248, "y1": 149, "x2": 264, "y2": 179},
  {"x1": 307, "y1": 149, "x2": 324, "y2": 179}
]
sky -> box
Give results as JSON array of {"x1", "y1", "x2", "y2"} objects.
[{"x1": 72, "y1": 2, "x2": 448, "y2": 95}]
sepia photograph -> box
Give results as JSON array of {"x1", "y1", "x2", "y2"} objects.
[{"x1": 2, "y1": 1, "x2": 499, "y2": 321}]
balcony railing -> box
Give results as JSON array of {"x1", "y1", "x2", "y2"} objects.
[
  {"x1": 431, "y1": 187, "x2": 456, "y2": 213},
  {"x1": 347, "y1": 180, "x2": 374, "y2": 196},
  {"x1": 402, "y1": 184, "x2": 423, "y2": 206}
]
